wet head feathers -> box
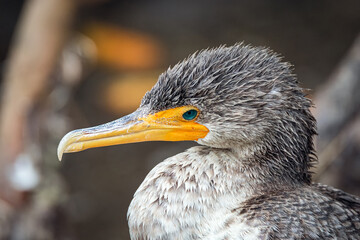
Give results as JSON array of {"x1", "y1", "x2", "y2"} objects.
[{"x1": 141, "y1": 43, "x2": 317, "y2": 184}]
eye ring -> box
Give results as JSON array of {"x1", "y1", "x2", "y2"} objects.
[{"x1": 182, "y1": 109, "x2": 198, "y2": 121}]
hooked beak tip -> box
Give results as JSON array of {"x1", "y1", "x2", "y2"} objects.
[
  {"x1": 57, "y1": 134, "x2": 68, "y2": 161},
  {"x1": 57, "y1": 152, "x2": 63, "y2": 161},
  {"x1": 57, "y1": 130, "x2": 79, "y2": 161}
]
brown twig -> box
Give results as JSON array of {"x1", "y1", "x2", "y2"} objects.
[
  {"x1": 313, "y1": 34, "x2": 360, "y2": 180},
  {"x1": 0, "y1": 0, "x2": 76, "y2": 206}
]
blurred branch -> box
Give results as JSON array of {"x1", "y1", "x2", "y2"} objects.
[
  {"x1": 314, "y1": 34, "x2": 360, "y2": 180},
  {"x1": 0, "y1": 0, "x2": 76, "y2": 213}
]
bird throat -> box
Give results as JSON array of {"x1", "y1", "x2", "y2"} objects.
[{"x1": 127, "y1": 145, "x2": 303, "y2": 239}]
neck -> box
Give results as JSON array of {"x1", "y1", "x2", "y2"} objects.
[
  {"x1": 229, "y1": 141, "x2": 310, "y2": 192},
  {"x1": 127, "y1": 145, "x2": 305, "y2": 239}
]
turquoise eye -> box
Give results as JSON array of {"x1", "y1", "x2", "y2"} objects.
[{"x1": 182, "y1": 109, "x2": 198, "y2": 120}]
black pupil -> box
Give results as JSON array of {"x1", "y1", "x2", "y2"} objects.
[{"x1": 183, "y1": 110, "x2": 197, "y2": 120}]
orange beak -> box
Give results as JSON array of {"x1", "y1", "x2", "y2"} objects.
[{"x1": 57, "y1": 106, "x2": 209, "y2": 160}]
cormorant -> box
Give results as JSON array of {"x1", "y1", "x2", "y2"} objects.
[{"x1": 58, "y1": 44, "x2": 360, "y2": 239}]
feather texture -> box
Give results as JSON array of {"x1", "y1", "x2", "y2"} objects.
[{"x1": 127, "y1": 44, "x2": 360, "y2": 239}]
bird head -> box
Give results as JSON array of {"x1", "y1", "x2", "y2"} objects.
[{"x1": 58, "y1": 44, "x2": 316, "y2": 182}]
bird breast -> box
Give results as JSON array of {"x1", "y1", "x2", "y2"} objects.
[{"x1": 127, "y1": 146, "x2": 261, "y2": 239}]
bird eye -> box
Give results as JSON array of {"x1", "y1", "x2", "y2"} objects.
[{"x1": 182, "y1": 109, "x2": 198, "y2": 120}]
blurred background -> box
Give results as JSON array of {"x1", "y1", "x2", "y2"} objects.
[{"x1": 0, "y1": 0, "x2": 359, "y2": 239}]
